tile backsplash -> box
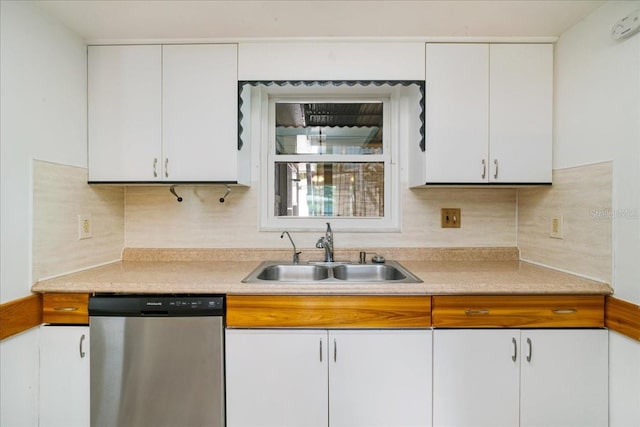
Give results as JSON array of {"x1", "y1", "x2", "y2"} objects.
[
  {"x1": 518, "y1": 162, "x2": 612, "y2": 283},
  {"x1": 124, "y1": 186, "x2": 517, "y2": 250},
  {"x1": 32, "y1": 160, "x2": 124, "y2": 282}
]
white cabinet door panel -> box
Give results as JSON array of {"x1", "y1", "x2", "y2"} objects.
[
  {"x1": 88, "y1": 45, "x2": 162, "y2": 182},
  {"x1": 425, "y1": 44, "x2": 489, "y2": 183},
  {"x1": 39, "y1": 326, "x2": 90, "y2": 427},
  {"x1": 225, "y1": 329, "x2": 328, "y2": 427},
  {"x1": 433, "y1": 329, "x2": 520, "y2": 427},
  {"x1": 162, "y1": 44, "x2": 238, "y2": 182},
  {"x1": 329, "y1": 330, "x2": 432, "y2": 427},
  {"x1": 489, "y1": 44, "x2": 553, "y2": 183},
  {"x1": 520, "y1": 329, "x2": 608, "y2": 427}
]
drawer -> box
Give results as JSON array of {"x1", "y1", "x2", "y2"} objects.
[
  {"x1": 42, "y1": 293, "x2": 89, "y2": 324},
  {"x1": 432, "y1": 295, "x2": 605, "y2": 328},
  {"x1": 227, "y1": 295, "x2": 432, "y2": 328}
]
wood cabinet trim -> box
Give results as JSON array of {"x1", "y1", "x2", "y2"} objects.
[
  {"x1": 227, "y1": 295, "x2": 432, "y2": 328},
  {"x1": 42, "y1": 293, "x2": 90, "y2": 325},
  {"x1": 432, "y1": 295, "x2": 604, "y2": 328},
  {"x1": 0, "y1": 294, "x2": 43, "y2": 340},
  {"x1": 606, "y1": 296, "x2": 640, "y2": 342}
]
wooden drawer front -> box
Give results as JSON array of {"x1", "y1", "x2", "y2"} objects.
[
  {"x1": 227, "y1": 295, "x2": 432, "y2": 328},
  {"x1": 432, "y1": 295, "x2": 604, "y2": 328},
  {"x1": 42, "y1": 293, "x2": 89, "y2": 324}
]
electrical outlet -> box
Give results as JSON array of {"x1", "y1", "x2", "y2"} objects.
[
  {"x1": 549, "y1": 214, "x2": 563, "y2": 239},
  {"x1": 441, "y1": 208, "x2": 461, "y2": 228},
  {"x1": 78, "y1": 214, "x2": 92, "y2": 240}
]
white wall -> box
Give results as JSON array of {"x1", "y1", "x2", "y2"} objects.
[
  {"x1": 555, "y1": 1, "x2": 640, "y2": 425},
  {"x1": 0, "y1": 1, "x2": 87, "y2": 425}
]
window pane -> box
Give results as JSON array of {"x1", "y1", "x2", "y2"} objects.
[
  {"x1": 275, "y1": 102, "x2": 383, "y2": 155},
  {"x1": 275, "y1": 162, "x2": 384, "y2": 217}
]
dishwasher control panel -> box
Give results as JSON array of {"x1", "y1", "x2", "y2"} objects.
[{"x1": 89, "y1": 295, "x2": 225, "y2": 317}]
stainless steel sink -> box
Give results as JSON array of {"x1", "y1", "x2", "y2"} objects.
[
  {"x1": 256, "y1": 264, "x2": 330, "y2": 282},
  {"x1": 332, "y1": 264, "x2": 408, "y2": 282},
  {"x1": 242, "y1": 260, "x2": 422, "y2": 284}
]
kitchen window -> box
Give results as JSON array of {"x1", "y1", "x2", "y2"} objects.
[{"x1": 239, "y1": 81, "x2": 424, "y2": 232}]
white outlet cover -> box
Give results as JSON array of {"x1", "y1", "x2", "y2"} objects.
[{"x1": 78, "y1": 214, "x2": 93, "y2": 239}]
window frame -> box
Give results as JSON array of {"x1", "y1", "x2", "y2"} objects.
[{"x1": 246, "y1": 81, "x2": 422, "y2": 232}]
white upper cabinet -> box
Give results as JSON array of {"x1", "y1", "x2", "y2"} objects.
[
  {"x1": 489, "y1": 44, "x2": 553, "y2": 184},
  {"x1": 238, "y1": 42, "x2": 425, "y2": 81},
  {"x1": 416, "y1": 43, "x2": 553, "y2": 186},
  {"x1": 162, "y1": 44, "x2": 238, "y2": 182},
  {"x1": 425, "y1": 44, "x2": 490, "y2": 184},
  {"x1": 88, "y1": 45, "x2": 162, "y2": 182},
  {"x1": 88, "y1": 44, "x2": 240, "y2": 183}
]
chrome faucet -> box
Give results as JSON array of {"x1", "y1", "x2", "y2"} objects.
[
  {"x1": 315, "y1": 222, "x2": 334, "y2": 262},
  {"x1": 281, "y1": 231, "x2": 301, "y2": 264}
]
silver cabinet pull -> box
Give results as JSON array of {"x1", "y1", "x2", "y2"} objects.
[
  {"x1": 319, "y1": 339, "x2": 323, "y2": 362},
  {"x1": 552, "y1": 309, "x2": 577, "y2": 315},
  {"x1": 493, "y1": 159, "x2": 499, "y2": 179},
  {"x1": 79, "y1": 334, "x2": 86, "y2": 359},
  {"x1": 153, "y1": 158, "x2": 158, "y2": 177},
  {"x1": 465, "y1": 309, "x2": 490, "y2": 315},
  {"x1": 333, "y1": 339, "x2": 337, "y2": 362},
  {"x1": 164, "y1": 158, "x2": 169, "y2": 178},
  {"x1": 511, "y1": 337, "x2": 517, "y2": 362},
  {"x1": 481, "y1": 159, "x2": 487, "y2": 179},
  {"x1": 526, "y1": 337, "x2": 532, "y2": 362},
  {"x1": 53, "y1": 307, "x2": 78, "y2": 312}
]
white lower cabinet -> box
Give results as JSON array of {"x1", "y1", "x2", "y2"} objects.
[
  {"x1": 433, "y1": 329, "x2": 608, "y2": 427},
  {"x1": 39, "y1": 325, "x2": 90, "y2": 427},
  {"x1": 225, "y1": 329, "x2": 432, "y2": 427}
]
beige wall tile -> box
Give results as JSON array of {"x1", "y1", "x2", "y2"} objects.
[
  {"x1": 518, "y1": 162, "x2": 612, "y2": 283},
  {"x1": 32, "y1": 160, "x2": 124, "y2": 281},
  {"x1": 124, "y1": 185, "x2": 517, "y2": 250}
]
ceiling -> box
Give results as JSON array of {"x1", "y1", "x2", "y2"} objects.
[{"x1": 32, "y1": 0, "x2": 606, "y2": 43}]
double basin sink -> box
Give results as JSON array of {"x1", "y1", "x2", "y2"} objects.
[{"x1": 242, "y1": 260, "x2": 422, "y2": 284}]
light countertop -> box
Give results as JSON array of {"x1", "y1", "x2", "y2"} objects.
[{"x1": 31, "y1": 248, "x2": 612, "y2": 296}]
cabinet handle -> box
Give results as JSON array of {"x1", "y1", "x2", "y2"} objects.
[
  {"x1": 511, "y1": 337, "x2": 517, "y2": 362},
  {"x1": 481, "y1": 159, "x2": 487, "y2": 179},
  {"x1": 464, "y1": 309, "x2": 490, "y2": 315},
  {"x1": 79, "y1": 334, "x2": 86, "y2": 359},
  {"x1": 153, "y1": 158, "x2": 158, "y2": 178},
  {"x1": 333, "y1": 339, "x2": 337, "y2": 362},
  {"x1": 319, "y1": 339, "x2": 323, "y2": 362},
  {"x1": 53, "y1": 307, "x2": 78, "y2": 312},
  {"x1": 526, "y1": 337, "x2": 532, "y2": 363},
  {"x1": 493, "y1": 159, "x2": 499, "y2": 179},
  {"x1": 552, "y1": 308, "x2": 577, "y2": 315},
  {"x1": 164, "y1": 158, "x2": 169, "y2": 178}
]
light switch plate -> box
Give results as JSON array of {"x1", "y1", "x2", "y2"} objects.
[{"x1": 441, "y1": 208, "x2": 461, "y2": 228}]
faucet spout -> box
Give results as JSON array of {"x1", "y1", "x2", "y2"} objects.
[
  {"x1": 281, "y1": 231, "x2": 301, "y2": 264},
  {"x1": 315, "y1": 222, "x2": 334, "y2": 262}
]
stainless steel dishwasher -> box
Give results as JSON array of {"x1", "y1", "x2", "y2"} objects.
[{"x1": 89, "y1": 295, "x2": 225, "y2": 427}]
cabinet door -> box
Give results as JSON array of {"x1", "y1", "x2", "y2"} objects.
[
  {"x1": 329, "y1": 330, "x2": 432, "y2": 427},
  {"x1": 39, "y1": 325, "x2": 89, "y2": 427},
  {"x1": 225, "y1": 329, "x2": 328, "y2": 427},
  {"x1": 88, "y1": 45, "x2": 162, "y2": 182},
  {"x1": 520, "y1": 329, "x2": 608, "y2": 427},
  {"x1": 162, "y1": 44, "x2": 238, "y2": 182},
  {"x1": 425, "y1": 44, "x2": 490, "y2": 183},
  {"x1": 433, "y1": 329, "x2": 519, "y2": 427},
  {"x1": 489, "y1": 44, "x2": 553, "y2": 183}
]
